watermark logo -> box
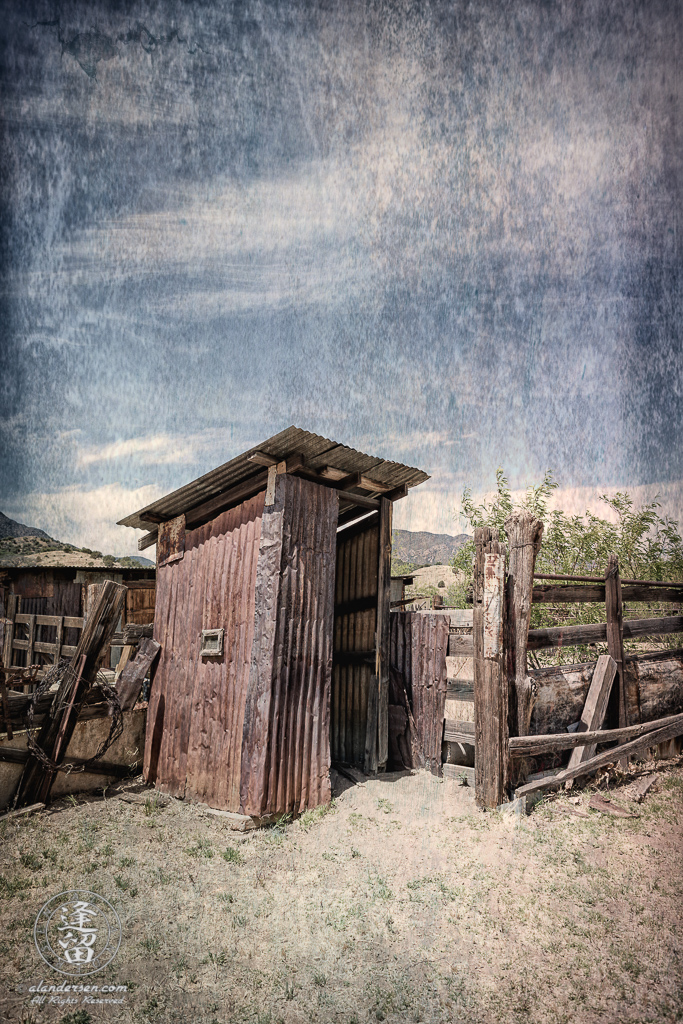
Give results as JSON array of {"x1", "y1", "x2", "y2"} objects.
[{"x1": 33, "y1": 890, "x2": 121, "y2": 976}]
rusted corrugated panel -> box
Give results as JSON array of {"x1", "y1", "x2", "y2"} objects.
[
  {"x1": 157, "y1": 515, "x2": 186, "y2": 567},
  {"x1": 240, "y1": 474, "x2": 338, "y2": 817},
  {"x1": 331, "y1": 518, "x2": 378, "y2": 766},
  {"x1": 119, "y1": 426, "x2": 429, "y2": 531},
  {"x1": 144, "y1": 491, "x2": 265, "y2": 811},
  {"x1": 388, "y1": 612, "x2": 448, "y2": 773}
]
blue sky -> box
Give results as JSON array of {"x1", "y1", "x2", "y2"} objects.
[{"x1": 1, "y1": 0, "x2": 681, "y2": 554}]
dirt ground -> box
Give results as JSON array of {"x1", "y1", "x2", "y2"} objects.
[{"x1": 1, "y1": 757, "x2": 682, "y2": 1024}]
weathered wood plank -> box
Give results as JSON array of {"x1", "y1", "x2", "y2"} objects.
[
  {"x1": 532, "y1": 584, "x2": 683, "y2": 604},
  {"x1": 530, "y1": 650, "x2": 683, "y2": 735},
  {"x1": 534, "y1": 573, "x2": 683, "y2": 586},
  {"x1": 443, "y1": 763, "x2": 475, "y2": 786},
  {"x1": 505, "y1": 510, "x2": 544, "y2": 736},
  {"x1": 527, "y1": 615, "x2": 683, "y2": 650},
  {"x1": 473, "y1": 530, "x2": 508, "y2": 808},
  {"x1": 449, "y1": 635, "x2": 474, "y2": 656},
  {"x1": 515, "y1": 715, "x2": 683, "y2": 799},
  {"x1": 509, "y1": 712, "x2": 683, "y2": 755},
  {"x1": 565, "y1": 655, "x2": 617, "y2": 778},
  {"x1": 116, "y1": 638, "x2": 161, "y2": 711}
]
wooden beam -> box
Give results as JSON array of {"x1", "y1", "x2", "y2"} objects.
[
  {"x1": 375, "y1": 497, "x2": 392, "y2": 770},
  {"x1": 515, "y1": 715, "x2": 683, "y2": 799},
  {"x1": 384, "y1": 484, "x2": 408, "y2": 502},
  {"x1": 473, "y1": 529, "x2": 508, "y2": 808},
  {"x1": 449, "y1": 635, "x2": 474, "y2": 656},
  {"x1": 138, "y1": 529, "x2": 158, "y2": 552},
  {"x1": 533, "y1": 573, "x2": 683, "y2": 586},
  {"x1": 509, "y1": 712, "x2": 683, "y2": 755},
  {"x1": 319, "y1": 466, "x2": 392, "y2": 493},
  {"x1": 185, "y1": 470, "x2": 269, "y2": 529},
  {"x1": 565, "y1": 655, "x2": 616, "y2": 782},
  {"x1": 247, "y1": 451, "x2": 279, "y2": 467},
  {"x1": 532, "y1": 583, "x2": 683, "y2": 604},
  {"x1": 504, "y1": 510, "x2": 544, "y2": 736},
  {"x1": 527, "y1": 615, "x2": 683, "y2": 650}
]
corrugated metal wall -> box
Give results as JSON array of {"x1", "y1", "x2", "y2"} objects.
[
  {"x1": 389, "y1": 612, "x2": 449, "y2": 773},
  {"x1": 240, "y1": 474, "x2": 338, "y2": 817},
  {"x1": 145, "y1": 492, "x2": 265, "y2": 811},
  {"x1": 331, "y1": 517, "x2": 379, "y2": 766}
]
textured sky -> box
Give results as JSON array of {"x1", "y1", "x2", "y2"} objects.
[{"x1": 1, "y1": 0, "x2": 681, "y2": 553}]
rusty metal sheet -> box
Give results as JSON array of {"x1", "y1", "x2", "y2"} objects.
[
  {"x1": 388, "y1": 612, "x2": 449, "y2": 773},
  {"x1": 157, "y1": 514, "x2": 186, "y2": 568},
  {"x1": 118, "y1": 426, "x2": 429, "y2": 531},
  {"x1": 483, "y1": 553, "x2": 505, "y2": 660},
  {"x1": 330, "y1": 516, "x2": 379, "y2": 767},
  {"x1": 240, "y1": 474, "x2": 338, "y2": 816},
  {"x1": 144, "y1": 491, "x2": 265, "y2": 810}
]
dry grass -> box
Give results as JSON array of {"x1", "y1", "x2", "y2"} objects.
[{"x1": 0, "y1": 758, "x2": 682, "y2": 1024}]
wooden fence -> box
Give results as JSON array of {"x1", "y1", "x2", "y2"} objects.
[
  {"x1": 1, "y1": 594, "x2": 85, "y2": 683},
  {"x1": 467, "y1": 520, "x2": 683, "y2": 808}
]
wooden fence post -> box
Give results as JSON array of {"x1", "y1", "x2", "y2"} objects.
[
  {"x1": 2, "y1": 595, "x2": 19, "y2": 670},
  {"x1": 504, "y1": 511, "x2": 544, "y2": 736},
  {"x1": 605, "y1": 553, "x2": 628, "y2": 767},
  {"x1": 473, "y1": 528, "x2": 508, "y2": 808}
]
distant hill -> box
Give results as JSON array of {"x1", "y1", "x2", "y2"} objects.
[
  {"x1": 0, "y1": 511, "x2": 52, "y2": 541},
  {"x1": 0, "y1": 511, "x2": 154, "y2": 569},
  {"x1": 392, "y1": 529, "x2": 470, "y2": 568}
]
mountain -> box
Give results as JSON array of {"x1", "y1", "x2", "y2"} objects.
[
  {"x1": 113, "y1": 555, "x2": 155, "y2": 567},
  {"x1": 0, "y1": 511, "x2": 53, "y2": 540},
  {"x1": 392, "y1": 529, "x2": 470, "y2": 567},
  {"x1": 0, "y1": 511, "x2": 154, "y2": 568}
]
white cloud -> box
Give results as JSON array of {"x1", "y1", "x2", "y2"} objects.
[
  {"x1": 76, "y1": 431, "x2": 228, "y2": 468},
  {"x1": 3, "y1": 483, "x2": 163, "y2": 557}
]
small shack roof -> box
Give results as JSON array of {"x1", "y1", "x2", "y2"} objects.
[{"x1": 118, "y1": 426, "x2": 429, "y2": 531}]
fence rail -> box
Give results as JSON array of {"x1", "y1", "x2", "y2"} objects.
[{"x1": 451, "y1": 526, "x2": 683, "y2": 808}]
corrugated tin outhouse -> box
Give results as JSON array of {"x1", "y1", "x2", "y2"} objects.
[{"x1": 119, "y1": 427, "x2": 429, "y2": 817}]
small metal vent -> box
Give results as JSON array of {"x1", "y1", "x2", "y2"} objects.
[{"x1": 200, "y1": 628, "x2": 224, "y2": 657}]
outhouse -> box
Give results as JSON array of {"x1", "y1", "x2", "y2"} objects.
[{"x1": 119, "y1": 427, "x2": 429, "y2": 817}]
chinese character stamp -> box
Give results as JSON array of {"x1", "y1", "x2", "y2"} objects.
[{"x1": 34, "y1": 891, "x2": 121, "y2": 976}]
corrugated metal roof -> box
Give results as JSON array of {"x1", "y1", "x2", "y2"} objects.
[{"x1": 118, "y1": 426, "x2": 430, "y2": 531}]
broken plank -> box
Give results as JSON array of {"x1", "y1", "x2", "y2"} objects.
[
  {"x1": 116, "y1": 638, "x2": 161, "y2": 711},
  {"x1": 515, "y1": 716, "x2": 683, "y2": 800},
  {"x1": 509, "y1": 712, "x2": 683, "y2": 755},
  {"x1": 565, "y1": 655, "x2": 617, "y2": 779},
  {"x1": 0, "y1": 802, "x2": 44, "y2": 822},
  {"x1": 631, "y1": 775, "x2": 658, "y2": 803}
]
